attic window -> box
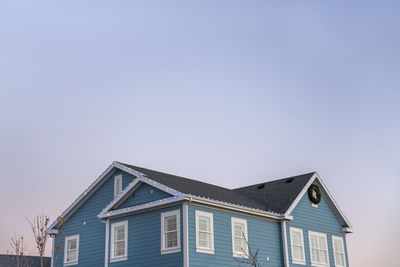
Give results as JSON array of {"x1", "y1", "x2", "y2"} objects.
[
  {"x1": 257, "y1": 184, "x2": 265, "y2": 189},
  {"x1": 114, "y1": 174, "x2": 123, "y2": 197}
]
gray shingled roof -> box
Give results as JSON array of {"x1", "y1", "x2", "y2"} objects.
[
  {"x1": 234, "y1": 173, "x2": 315, "y2": 214},
  {"x1": 120, "y1": 163, "x2": 314, "y2": 214}
]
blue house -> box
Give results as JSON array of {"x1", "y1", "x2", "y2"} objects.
[{"x1": 47, "y1": 162, "x2": 352, "y2": 267}]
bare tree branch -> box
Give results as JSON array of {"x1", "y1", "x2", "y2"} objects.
[
  {"x1": 27, "y1": 213, "x2": 50, "y2": 267},
  {"x1": 234, "y1": 232, "x2": 262, "y2": 267},
  {"x1": 9, "y1": 233, "x2": 27, "y2": 267}
]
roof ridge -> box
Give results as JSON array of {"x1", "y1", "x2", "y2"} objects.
[{"x1": 119, "y1": 162, "x2": 239, "y2": 191}]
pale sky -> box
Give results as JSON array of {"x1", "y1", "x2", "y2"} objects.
[{"x1": 0, "y1": 1, "x2": 399, "y2": 267}]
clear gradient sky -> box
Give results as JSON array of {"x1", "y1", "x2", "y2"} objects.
[{"x1": 0, "y1": 1, "x2": 399, "y2": 266}]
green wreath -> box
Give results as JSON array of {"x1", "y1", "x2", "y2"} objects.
[{"x1": 308, "y1": 184, "x2": 321, "y2": 204}]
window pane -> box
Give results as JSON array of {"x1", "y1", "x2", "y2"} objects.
[
  {"x1": 319, "y1": 250, "x2": 328, "y2": 264},
  {"x1": 311, "y1": 248, "x2": 319, "y2": 262},
  {"x1": 164, "y1": 215, "x2": 177, "y2": 232},
  {"x1": 319, "y1": 236, "x2": 326, "y2": 250},
  {"x1": 234, "y1": 223, "x2": 244, "y2": 237},
  {"x1": 336, "y1": 252, "x2": 345, "y2": 266},
  {"x1": 114, "y1": 240, "x2": 125, "y2": 256},
  {"x1": 165, "y1": 231, "x2": 178, "y2": 248},
  {"x1": 198, "y1": 216, "x2": 210, "y2": 232},
  {"x1": 292, "y1": 232, "x2": 301, "y2": 246},
  {"x1": 114, "y1": 226, "x2": 125, "y2": 241},
  {"x1": 67, "y1": 239, "x2": 77, "y2": 250},
  {"x1": 199, "y1": 232, "x2": 211, "y2": 248},
  {"x1": 66, "y1": 250, "x2": 76, "y2": 262},
  {"x1": 334, "y1": 239, "x2": 343, "y2": 253},
  {"x1": 293, "y1": 246, "x2": 303, "y2": 261},
  {"x1": 116, "y1": 179, "x2": 121, "y2": 194},
  {"x1": 311, "y1": 235, "x2": 318, "y2": 249},
  {"x1": 234, "y1": 237, "x2": 244, "y2": 253}
]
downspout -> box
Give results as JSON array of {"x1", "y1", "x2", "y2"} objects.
[
  {"x1": 102, "y1": 219, "x2": 110, "y2": 267},
  {"x1": 281, "y1": 221, "x2": 290, "y2": 267},
  {"x1": 183, "y1": 202, "x2": 189, "y2": 267},
  {"x1": 50, "y1": 235, "x2": 55, "y2": 267}
]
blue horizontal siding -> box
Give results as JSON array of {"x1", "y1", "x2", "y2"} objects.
[
  {"x1": 287, "y1": 185, "x2": 349, "y2": 267},
  {"x1": 117, "y1": 183, "x2": 172, "y2": 209},
  {"x1": 53, "y1": 169, "x2": 135, "y2": 267},
  {"x1": 109, "y1": 204, "x2": 183, "y2": 267},
  {"x1": 188, "y1": 204, "x2": 284, "y2": 267}
]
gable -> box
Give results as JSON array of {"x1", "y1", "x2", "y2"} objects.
[
  {"x1": 56, "y1": 169, "x2": 135, "y2": 228},
  {"x1": 290, "y1": 184, "x2": 343, "y2": 233},
  {"x1": 52, "y1": 169, "x2": 136, "y2": 267},
  {"x1": 47, "y1": 163, "x2": 138, "y2": 232},
  {"x1": 284, "y1": 174, "x2": 352, "y2": 232},
  {"x1": 114, "y1": 182, "x2": 173, "y2": 210}
]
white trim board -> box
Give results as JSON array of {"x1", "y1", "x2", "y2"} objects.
[
  {"x1": 100, "y1": 176, "x2": 183, "y2": 216},
  {"x1": 308, "y1": 231, "x2": 330, "y2": 267},
  {"x1": 195, "y1": 210, "x2": 215, "y2": 254},
  {"x1": 64, "y1": 234, "x2": 79, "y2": 266},
  {"x1": 231, "y1": 217, "x2": 249, "y2": 259},
  {"x1": 99, "y1": 195, "x2": 186, "y2": 219},
  {"x1": 284, "y1": 173, "x2": 353, "y2": 233},
  {"x1": 161, "y1": 209, "x2": 181, "y2": 254},
  {"x1": 110, "y1": 220, "x2": 128, "y2": 262},
  {"x1": 332, "y1": 235, "x2": 346, "y2": 267},
  {"x1": 289, "y1": 227, "x2": 306, "y2": 265}
]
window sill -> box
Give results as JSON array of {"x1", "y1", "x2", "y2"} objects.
[
  {"x1": 64, "y1": 261, "x2": 78, "y2": 266},
  {"x1": 233, "y1": 253, "x2": 249, "y2": 259},
  {"x1": 110, "y1": 256, "x2": 127, "y2": 263},
  {"x1": 311, "y1": 263, "x2": 330, "y2": 267},
  {"x1": 196, "y1": 247, "x2": 215, "y2": 254},
  {"x1": 161, "y1": 247, "x2": 181, "y2": 254},
  {"x1": 292, "y1": 260, "x2": 306, "y2": 265}
]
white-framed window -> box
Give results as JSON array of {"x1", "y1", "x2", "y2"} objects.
[
  {"x1": 110, "y1": 221, "x2": 128, "y2": 262},
  {"x1": 114, "y1": 174, "x2": 123, "y2": 197},
  {"x1": 195, "y1": 210, "x2": 214, "y2": 254},
  {"x1": 332, "y1": 236, "x2": 346, "y2": 267},
  {"x1": 161, "y1": 209, "x2": 181, "y2": 254},
  {"x1": 308, "y1": 231, "x2": 329, "y2": 267},
  {"x1": 64, "y1": 235, "x2": 79, "y2": 266},
  {"x1": 290, "y1": 227, "x2": 306, "y2": 265},
  {"x1": 231, "y1": 217, "x2": 248, "y2": 258}
]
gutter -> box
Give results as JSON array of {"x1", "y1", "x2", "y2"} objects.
[{"x1": 185, "y1": 195, "x2": 285, "y2": 220}]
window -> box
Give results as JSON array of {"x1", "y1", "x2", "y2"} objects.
[
  {"x1": 195, "y1": 210, "x2": 214, "y2": 254},
  {"x1": 308, "y1": 231, "x2": 329, "y2": 267},
  {"x1": 290, "y1": 227, "x2": 306, "y2": 265},
  {"x1": 231, "y1": 217, "x2": 248, "y2": 258},
  {"x1": 161, "y1": 209, "x2": 180, "y2": 254},
  {"x1": 110, "y1": 221, "x2": 128, "y2": 262},
  {"x1": 332, "y1": 236, "x2": 346, "y2": 267},
  {"x1": 114, "y1": 174, "x2": 123, "y2": 197},
  {"x1": 64, "y1": 235, "x2": 79, "y2": 266}
]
